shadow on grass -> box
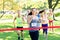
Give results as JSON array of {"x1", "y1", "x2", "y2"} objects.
[
  {"x1": 0, "y1": 31, "x2": 31, "y2": 40},
  {"x1": 40, "y1": 33, "x2": 60, "y2": 40},
  {"x1": 0, "y1": 32, "x2": 17, "y2": 40},
  {"x1": 0, "y1": 24, "x2": 13, "y2": 28}
]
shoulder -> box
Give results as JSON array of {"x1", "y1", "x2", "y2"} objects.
[
  {"x1": 28, "y1": 15, "x2": 32, "y2": 18},
  {"x1": 37, "y1": 14, "x2": 40, "y2": 17}
]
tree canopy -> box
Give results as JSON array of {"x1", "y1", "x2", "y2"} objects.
[{"x1": 0, "y1": 0, "x2": 60, "y2": 11}]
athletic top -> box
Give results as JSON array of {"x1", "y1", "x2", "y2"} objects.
[
  {"x1": 37, "y1": 14, "x2": 40, "y2": 18},
  {"x1": 48, "y1": 14, "x2": 53, "y2": 20},
  {"x1": 37, "y1": 13, "x2": 41, "y2": 26},
  {"x1": 29, "y1": 14, "x2": 40, "y2": 32},
  {"x1": 16, "y1": 16, "x2": 23, "y2": 27}
]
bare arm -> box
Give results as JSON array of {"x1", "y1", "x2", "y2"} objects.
[
  {"x1": 27, "y1": 15, "x2": 32, "y2": 24},
  {"x1": 22, "y1": 15, "x2": 25, "y2": 24},
  {"x1": 13, "y1": 17, "x2": 16, "y2": 28}
]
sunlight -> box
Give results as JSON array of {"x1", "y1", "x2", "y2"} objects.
[{"x1": 0, "y1": 38, "x2": 3, "y2": 40}]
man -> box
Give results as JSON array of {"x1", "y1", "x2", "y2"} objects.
[{"x1": 13, "y1": 10, "x2": 24, "y2": 40}]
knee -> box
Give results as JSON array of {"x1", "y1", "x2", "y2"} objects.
[{"x1": 17, "y1": 33, "x2": 20, "y2": 36}]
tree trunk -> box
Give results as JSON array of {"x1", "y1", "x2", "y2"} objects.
[{"x1": 48, "y1": 0, "x2": 59, "y2": 21}]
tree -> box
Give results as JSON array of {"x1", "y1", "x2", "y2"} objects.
[
  {"x1": 48, "y1": 0, "x2": 60, "y2": 11},
  {"x1": 48, "y1": 0, "x2": 60, "y2": 20},
  {"x1": 0, "y1": 0, "x2": 13, "y2": 19},
  {"x1": 0, "y1": 0, "x2": 21, "y2": 19}
]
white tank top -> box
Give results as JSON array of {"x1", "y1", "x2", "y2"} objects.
[{"x1": 42, "y1": 14, "x2": 48, "y2": 24}]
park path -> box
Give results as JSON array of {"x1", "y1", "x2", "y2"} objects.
[
  {"x1": 0, "y1": 16, "x2": 60, "y2": 23},
  {"x1": 0, "y1": 19, "x2": 13, "y2": 23}
]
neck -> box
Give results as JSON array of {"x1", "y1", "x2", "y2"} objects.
[
  {"x1": 32, "y1": 13, "x2": 36, "y2": 15},
  {"x1": 18, "y1": 15, "x2": 20, "y2": 17}
]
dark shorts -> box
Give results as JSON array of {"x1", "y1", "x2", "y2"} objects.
[
  {"x1": 42, "y1": 24, "x2": 48, "y2": 34},
  {"x1": 29, "y1": 31, "x2": 39, "y2": 40},
  {"x1": 17, "y1": 26, "x2": 23, "y2": 31}
]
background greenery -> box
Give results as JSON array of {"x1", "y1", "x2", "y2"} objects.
[{"x1": 0, "y1": 0, "x2": 60, "y2": 40}]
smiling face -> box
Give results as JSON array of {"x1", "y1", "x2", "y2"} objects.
[
  {"x1": 32, "y1": 8, "x2": 37, "y2": 15},
  {"x1": 49, "y1": 9, "x2": 52, "y2": 12},
  {"x1": 49, "y1": 9, "x2": 53, "y2": 15}
]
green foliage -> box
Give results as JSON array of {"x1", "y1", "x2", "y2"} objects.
[
  {"x1": 0, "y1": 0, "x2": 60, "y2": 10},
  {"x1": 55, "y1": 12, "x2": 60, "y2": 17},
  {"x1": 0, "y1": 14, "x2": 13, "y2": 19}
]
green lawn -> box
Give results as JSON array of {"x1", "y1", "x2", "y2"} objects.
[
  {"x1": 0, "y1": 21, "x2": 60, "y2": 40},
  {"x1": 0, "y1": 31, "x2": 60, "y2": 40}
]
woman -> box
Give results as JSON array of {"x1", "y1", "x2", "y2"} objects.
[
  {"x1": 27, "y1": 8, "x2": 40, "y2": 40},
  {"x1": 13, "y1": 10, "x2": 24, "y2": 40},
  {"x1": 41, "y1": 10, "x2": 48, "y2": 40},
  {"x1": 48, "y1": 9, "x2": 54, "y2": 32}
]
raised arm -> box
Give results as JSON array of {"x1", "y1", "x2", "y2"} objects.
[
  {"x1": 27, "y1": 15, "x2": 32, "y2": 24},
  {"x1": 13, "y1": 17, "x2": 16, "y2": 28}
]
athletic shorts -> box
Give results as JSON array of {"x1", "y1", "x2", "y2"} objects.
[
  {"x1": 17, "y1": 26, "x2": 23, "y2": 31},
  {"x1": 42, "y1": 24, "x2": 48, "y2": 34},
  {"x1": 49, "y1": 20, "x2": 53, "y2": 23}
]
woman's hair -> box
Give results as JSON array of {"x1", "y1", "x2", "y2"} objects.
[
  {"x1": 32, "y1": 8, "x2": 37, "y2": 11},
  {"x1": 39, "y1": 10, "x2": 45, "y2": 13},
  {"x1": 28, "y1": 8, "x2": 37, "y2": 15},
  {"x1": 28, "y1": 11, "x2": 32, "y2": 15},
  {"x1": 28, "y1": 8, "x2": 46, "y2": 15}
]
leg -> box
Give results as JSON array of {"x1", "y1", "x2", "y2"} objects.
[
  {"x1": 29, "y1": 31, "x2": 39, "y2": 40},
  {"x1": 45, "y1": 29, "x2": 48, "y2": 40},
  {"x1": 16, "y1": 30, "x2": 20, "y2": 40},
  {"x1": 49, "y1": 22, "x2": 51, "y2": 31},
  {"x1": 33, "y1": 31, "x2": 39, "y2": 40},
  {"x1": 29, "y1": 32, "x2": 34, "y2": 40},
  {"x1": 43, "y1": 24, "x2": 48, "y2": 40},
  {"x1": 43, "y1": 29, "x2": 48, "y2": 40},
  {"x1": 21, "y1": 30, "x2": 24, "y2": 40},
  {"x1": 51, "y1": 21, "x2": 54, "y2": 32},
  {"x1": 36, "y1": 31, "x2": 39, "y2": 40},
  {"x1": 43, "y1": 29, "x2": 45, "y2": 36}
]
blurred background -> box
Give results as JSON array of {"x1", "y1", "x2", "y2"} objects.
[{"x1": 0, "y1": 0, "x2": 60, "y2": 40}]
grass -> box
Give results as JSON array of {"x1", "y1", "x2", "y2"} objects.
[
  {"x1": 0, "y1": 21, "x2": 60, "y2": 40},
  {"x1": 0, "y1": 30, "x2": 60, "y2": 40}
]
